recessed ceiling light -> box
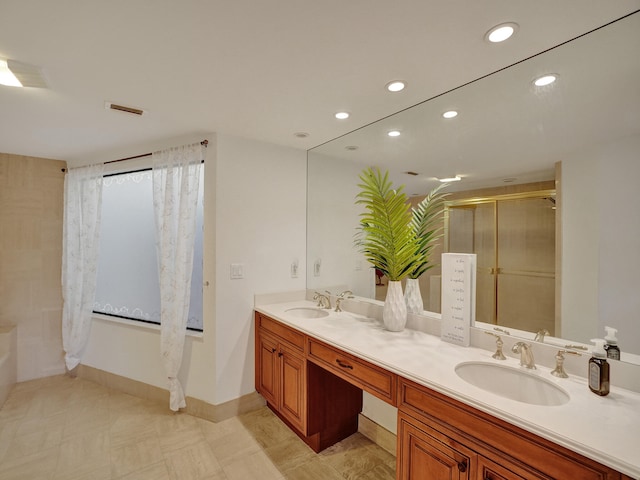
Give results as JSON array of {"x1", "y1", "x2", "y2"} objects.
[
  {"x1": 534, "y1": 74, "x2": 558, "y2": 87},
  {"x1": 0, "y1": 59, "x2": 22, "y2": 87},
  {"x1": 387, "y1": 130, "x2": 401, "y2": 137},
  {"x1": 437, "y1": 175, "x2": 461, "y2": 183},
  {"x1": 294, "y1": 132, "x2": 310, "y2": 138},
  {"x1": 335, "y1": 112, "x2": 350, "y2": 120},
  {"x1": 485, "y1": 22, "x2": 518, "y2": 43},
  {"x1": 0, "y1": 59, "x2": 47, "y2": 88},
  {"x1": 442, "y1": 110, "x2": 458, "y2": 119},
  {"x1": 386, "y1": 81, "x2": 406, "y2": 92},
  {"x1": 345, "y1": 145, "x2": 359, "y2": 151}
]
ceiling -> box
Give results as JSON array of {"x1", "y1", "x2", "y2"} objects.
[{"x1": 1, "y1": 1, "x2": 639, "y2": 167}]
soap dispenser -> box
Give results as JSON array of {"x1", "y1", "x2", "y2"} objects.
[
  {"x1": 604, "y1": 326, "x2": 621, "y2": 360},
  {"x1": 589, "y1": 339, "x2": 610, "y2": 396}
]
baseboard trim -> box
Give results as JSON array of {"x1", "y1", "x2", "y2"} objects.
[
  {"x1": 358, "y1": 413, "x2": 397, "y2": 456},
  {"x1": 76, "y1": 364, "x2": 265, "y2": 422}
]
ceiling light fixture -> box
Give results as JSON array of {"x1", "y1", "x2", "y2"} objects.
[
  {"x1": 387, "y1": 130, "x2": 401, "y2": 137},
  {"x1": 534, "y1": 74, "x2": 558, "y2": 87},
  {"x1": 442, "y1": 110, "x2": 458, "y2": 119},
  {"x1": 485, "y1": 22, "x2": 518, "y2": 43},
  {"x1": 294, "y1": 132, "x2": 310, "y2": 138},
  {"x1": 0, "y1": 59, "x2": 47, "y2": 88},
  {"x1": 386, "y1": 80, "x2": 406, "y2": 92},
  {"x1": 0, "y1": 59, "x2": 22, "y2": 87},
  {"x1": 335, "y1": 112, "x2": 350, "y2": 120},
  {"x1": 345, "y1": 145, "x2": 359, "y2": 151},
  {"x1": 437, "y1": 175, "x2": 461, "y2": 183}
]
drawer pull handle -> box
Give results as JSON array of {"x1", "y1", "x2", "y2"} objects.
[
  {"x1": 278, "y1": 352, "x2": 283, "y2": 357},
  {"x1": 336, "y1": 359, "x2": 353, "y2": 370},
  {"x1": 271, "y1": 348, "x2": 277, "y2": 353},
  {"x1": 457, "y1": 460, "x2": 467, "y2": 473}
]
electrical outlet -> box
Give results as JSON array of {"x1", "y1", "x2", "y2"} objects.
[{"x1": 314, "y1": 259, "x2": 321, "y2": 277}]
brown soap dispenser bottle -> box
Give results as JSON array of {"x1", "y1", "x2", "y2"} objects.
[{"x1": 589, "y1": 339, "x2": 610, "y2": 396}]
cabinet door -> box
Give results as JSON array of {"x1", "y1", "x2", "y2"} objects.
[
  {"x1": 257, "y1": 332, "x2": 279, "y2": 406},
  {"x1": 399, "y1": 414, "x2": 474, "y2": 480},
  {"x1": 478, "y1": 456, "x2": 530, "y2": 480},
  {"x1": 279, "y1": 346, "x2": 306, "y2": 432}
]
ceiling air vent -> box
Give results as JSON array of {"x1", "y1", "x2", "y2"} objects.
[{"x1": 105, "y1": 101, "x2": 145, "y2": 116}]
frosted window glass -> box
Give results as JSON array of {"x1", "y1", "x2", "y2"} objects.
[{"x1": 93, "y1": 166, "x2": 204, "y2": 330}]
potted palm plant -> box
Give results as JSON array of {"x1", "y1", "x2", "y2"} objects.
[
  {"x1": 355, "y1": 167, "x2": 418, "y2": 331},
  {"x1": 405, "y1": 183, "x2": 449, "y2": 314}
]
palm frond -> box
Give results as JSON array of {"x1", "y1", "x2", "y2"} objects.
[
  {"x1": 354, "y1": 167, "x2": 418, "y2": 281},
  {"x1": 408, "y1": 183, "x2": 449, "y2": 278}
]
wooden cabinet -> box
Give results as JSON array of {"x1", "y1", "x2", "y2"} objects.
[
  {"x1": 398, "y1": 377, "x2": 625, "y2": 480},
  {"x1": 255, "y1": 311, "x2": 630, "y2": 478},
  {"x1": 255, "y1": 312, "x2": 363, "y2": 452},
  {"x1": 308, "y1": 338, "x2": 397, "y2": 405}
]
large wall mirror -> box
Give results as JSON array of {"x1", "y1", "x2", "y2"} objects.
[{"x1": 307, "y1": 12, "x2": 640, "y2": 364}]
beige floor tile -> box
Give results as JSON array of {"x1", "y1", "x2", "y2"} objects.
[
  {"x1": 281, "y1": 458, "x2": 345, "y2": 480},
  {"x1": 55, "y1": 428, "x2": 111, "y2": 478},
  {"x1": 1, "y1": 376, "x2": 397, "y2": 480},
  {"x1": 116, "y1": 461, "x2": 171, "y2": 480},
  {"x1": 222, "y1": 450, "x2": 285, "y2": 480},
  {"x1": 237, "y1": 406, "x2": 299, "y2": 448},
  {"x1": 110, "y1": 434, "x2": 164, "y2": 478},
  {"x1": 0, "y1": 445, "x2": 60, "y2": 480},
  {"x1": 163, "y1": 441, "x2": 226, "y2": 480},
  {"x1": 263, "y1": 435, "x2": 317, "y2": 472},
  {"x1": 320, "y1": 433, "x2": 395, "y2": 480}
]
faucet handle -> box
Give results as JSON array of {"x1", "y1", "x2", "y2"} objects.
[
  {"x1": 551, "y1": 349, "x2": 581, "y2": 378},
  {"x1": 484, "y1": 331, "x2": 506, "y2": 360}
]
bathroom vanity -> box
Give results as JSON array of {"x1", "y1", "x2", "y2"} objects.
[{"x1": 254, "y1": 300, "x2": 639, "y2": 479}]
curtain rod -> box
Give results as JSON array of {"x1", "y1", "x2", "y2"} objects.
[{"x1": 61, "y1": 139, "x2": 208, "y2": 173}]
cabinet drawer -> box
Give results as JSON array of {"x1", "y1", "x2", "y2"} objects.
[
  {"x1": 308, "y1": 339, "x2": 396, "y2": 405},
  {"x1": 256, "y1": 312, "x2": 305, "y2": 352}
]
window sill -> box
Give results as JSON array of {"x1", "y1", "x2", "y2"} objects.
[{"x1": 92, "y1": 312, "x2": 204, "y2": 339}]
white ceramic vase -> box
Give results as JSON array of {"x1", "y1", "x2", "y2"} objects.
[
  {"x1": 404, "y1": 278, "x2": 424, "y2": 315},
  {"x1": 383, "y1": 280, "x2": 407, "y2": 332}
]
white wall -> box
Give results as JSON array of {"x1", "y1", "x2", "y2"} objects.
[
  {"x1": 561, "y1": 134, "x2": 640, "y2": 353},
  {"x1": 214, "y1": 134, "x2": 306, "y2": 404},
  {"x1": 82, "y1": 133, "x2": 307, "y2": 406}
]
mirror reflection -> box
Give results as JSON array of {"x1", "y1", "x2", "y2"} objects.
[{"x1": 307, "y1": 12, "x2": 640, "y2": 363}]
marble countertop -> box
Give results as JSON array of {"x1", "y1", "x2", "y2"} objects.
[{"x1": 255, "y1": 300, "x2": 640, "y2": 478}]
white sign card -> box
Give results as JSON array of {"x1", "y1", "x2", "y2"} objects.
[{"x1": 441, "y1": 253, "x2": 477, "y2": 346}]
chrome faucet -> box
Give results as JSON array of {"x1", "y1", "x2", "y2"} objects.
[
  {"x1": 512, "y1": 342, "x2": 536, "y2": 369},
  {"x1": 313, "y1": 291, "x2": 331, "y2": 309},
  {"x1": 534, "y1": 329, "x2": 550, "y2": 343},
  {"x1": 335, "y1": 290, "x2": 354, "y2": 312}
]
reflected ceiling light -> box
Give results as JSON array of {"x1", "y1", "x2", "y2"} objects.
[
  {"x1": 0, "y1": 59, "x2": 47, "y2": 88},
  {"x1": 386, "y1": 80, "x2": 406, "y2": 92},
  {"x1": 485, "y1": 22, "x2": 518, "y2": 43},
  {"x1": 387, "y1": 130, "x2": 401, "y2": 137},
  {"x1": 534, "y1": 74, "x2": 558, "y2": 87},
  {"x1": 335, "y1": 111, "x2": 350, "y2": 120},
  {"x1": 437, "y1": 175, "x2": 461, "y2": 183},
  {"x1": 442, "y1": 110, "x2": 458, "y2": 119}
]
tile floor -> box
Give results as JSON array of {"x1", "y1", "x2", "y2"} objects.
[{"x1": 0, "y1": 375, "x2": 396, "y2": 480}]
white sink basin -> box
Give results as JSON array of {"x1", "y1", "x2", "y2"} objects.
[
  {"x1": 284, "y1": 307, "x2": 330, "y2": 319},
  {"x1": 455, "y1": 361, "x2": 570, "y2": 406}
]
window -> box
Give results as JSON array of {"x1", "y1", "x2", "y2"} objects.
[{"x1": 93, "y1": 165, "x2": 204, "y2": 331}]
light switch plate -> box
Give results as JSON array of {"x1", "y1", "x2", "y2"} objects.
[{"x1": 230, "y1": 263, "x2": 244, "y2": 279}]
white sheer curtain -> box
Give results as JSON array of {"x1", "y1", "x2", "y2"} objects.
[
  {"x1": 62, "y1": 163, "x2": 104, "y2": 371},
  {"x1": 152, "y1": 143, "x2": 203, "y2": 411}
]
